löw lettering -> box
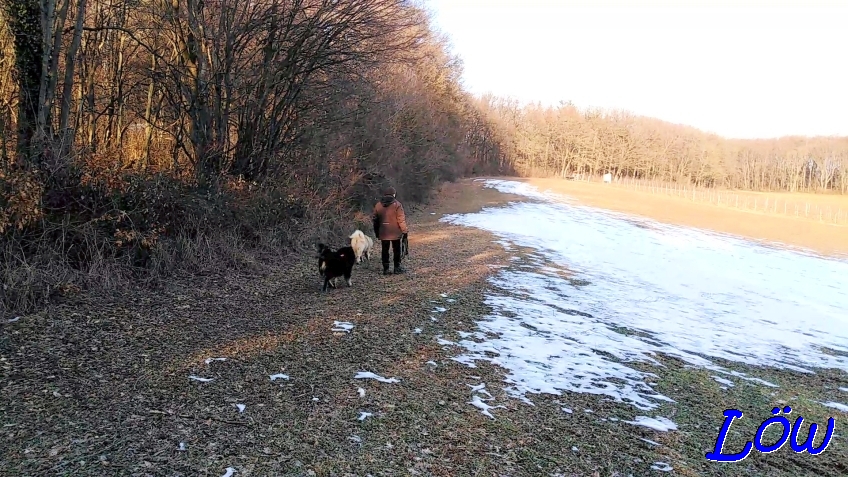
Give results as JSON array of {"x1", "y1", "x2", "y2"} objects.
[{"x1": 706, "y1": 407, "x2": 836, "y2": 462}]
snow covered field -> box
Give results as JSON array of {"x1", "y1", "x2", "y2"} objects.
[{"x1": 441, "y1": 179, "x2": 848, "y2": 423}]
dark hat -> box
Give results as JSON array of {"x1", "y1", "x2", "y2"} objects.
[{"x1": 383, "y1": 186, "x2": 396, "y2": 196}]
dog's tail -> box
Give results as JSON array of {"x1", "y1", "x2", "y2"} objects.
[{"x1": 349, "y1": 230, "x2": 364, "y2": 239}]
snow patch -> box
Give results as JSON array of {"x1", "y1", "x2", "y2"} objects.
[
  {"x1": 332, "y1": 321, "x2": 355, "y2": 333},
  {"x1": 467, "y1": 395, "x2": 505, "y2": 419},
  {"x1": 438, "y1": 179, "x2": 848, "y2": 411},
  {"x1": 820, "y1": 401, "x2": 848, "y2": 413},
  {"x1": 624, "y1": 416, "x2": 678, "y2": 432},
  {"x1": 354, "y1": 371, "x2": 400, "y2": 383}
]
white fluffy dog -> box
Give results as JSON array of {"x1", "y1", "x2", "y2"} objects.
[{"x1": 349, "y1": 229, "x2": 374, "y2": 264}]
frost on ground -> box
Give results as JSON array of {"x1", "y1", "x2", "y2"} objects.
[
  {"x1": 188, "y1": 375, "x2": 213, "y2": 382},
  {"x1": 819, "y1": 401, "x2": 848, "y2": 413},
  {"x1": 269, "y1": 373, "x2": 290, "y2": 381},
  {"x1": 332, "y1": 321, "x2": 355, "y2": 333},
  {"x1": 358, "y1": 411, "x2": 373, "y2": 421},
  {"x1": 624, "y1": 416, "x2": 679, "y2": 432},
  {"x1": 354, "y1": 371, "x2": 400, "y2": 383},
  {"x1": 440, "y1": 179, "x2": 848, "y2": 412},
  {"x1": 204, "y1": 357, "x2": 227, "y2": 364}
]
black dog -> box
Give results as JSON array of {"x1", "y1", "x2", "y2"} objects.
[{"x1": 316, "y1": 243, "x2": 356, "y2": 292}]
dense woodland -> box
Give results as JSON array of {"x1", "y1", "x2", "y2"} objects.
[{"x1": 1, "y1": 0, "x2": 846, "y2": 314}]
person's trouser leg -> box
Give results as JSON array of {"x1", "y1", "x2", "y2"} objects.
[
  {"x1": 392, "y1": 239, "x2": 405, "y2": 273},
  {"x1": 381, "y1": 240, "x2": 391, "y2": 274}
]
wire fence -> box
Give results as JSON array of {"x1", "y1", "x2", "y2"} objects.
[{"x1": 564, "y1": 173, "x2": 848, "y2": 226}]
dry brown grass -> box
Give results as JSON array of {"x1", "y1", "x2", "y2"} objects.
[{"x1": 517, "y1": 177, "x2": 848, "y2": 258}]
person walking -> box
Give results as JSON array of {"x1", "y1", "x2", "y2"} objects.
[{"x1": 372, "y1": 186, "x2": 409, "y2": 275}]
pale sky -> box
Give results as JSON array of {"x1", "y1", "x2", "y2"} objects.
[{"x1": 424, "y1": 0, "x2": 848, "y2": 139}]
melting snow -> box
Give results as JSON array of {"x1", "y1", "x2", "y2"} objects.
[
  {"x1": 188, "y1": 375, "x2": 213, "y2": 382},
  {"x1": 332, "y1": 321, "x2": 355, "y2": 333},
  {"x1": 436, "y1": 336, "x2": 457, "y2": 346},
  {"x1": 358, "y1": 411, "x2": 373, "y2": 421},
  {"x1": 624, "y1": 416, "x2": 678, "y2": 432},
  {"x1": 562, "y1": 407, "x2": 572, "y2": 414},
  {"x1": 354, "y1": 371, "x2": 400, "y2": 383},
  {"x1": 840, "y1": 387, "x2": 848, "y2": 392},
  {"x1": 414, "y1": 328, "x2": 423, "y2": 334},
  {"x1": 711, "y1": 375, "x2": 734, "y2": 387},
  {"x1": 820, "y1": 401, "x2": 848, "y2": 413},
  {"x1": 467, "y1": 383, "x2": 493, "y2": 398},
  {"x1": 177, "y1": 442, "x2": 186, "y2": 451},
  {"x1": 358, "y1": 388, "x2": 365, "y2": 397},
  {"x1": 235, "y1": 404, "x2": 246, "y2": 413},
  {"x1": 439, "y1": 179, "x2": 848, "y2": 411},
  {"x1": 651, "y1": 462, "x2": 674, "y2": 472},
  {"x1": 221, "y1": 467, "x2": 235, "y2": 477},
  {"x1": 433, "y1": 307, "x2": 447, "y2": 313},
  {"x1": 467, "y1": 395, "x2": 505, "y2": 419},
  {"x1": 269, "y1": 373, "x2": 290, "y2": 381},
  {"x1": 205, "y1": 357, "x2": 227, "y2": 364}
]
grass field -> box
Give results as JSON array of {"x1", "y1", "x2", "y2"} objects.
[{"x1": 2, "y1": 179, "x2": 845, "y2": 476}]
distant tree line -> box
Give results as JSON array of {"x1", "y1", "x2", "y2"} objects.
[{"x1": 472, "y1": 95, "x2": 848, "y2": 193}]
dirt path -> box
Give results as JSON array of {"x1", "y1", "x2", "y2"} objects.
[{"x1": 2, "y1": 179, "x2": 846, "y2": 477}]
